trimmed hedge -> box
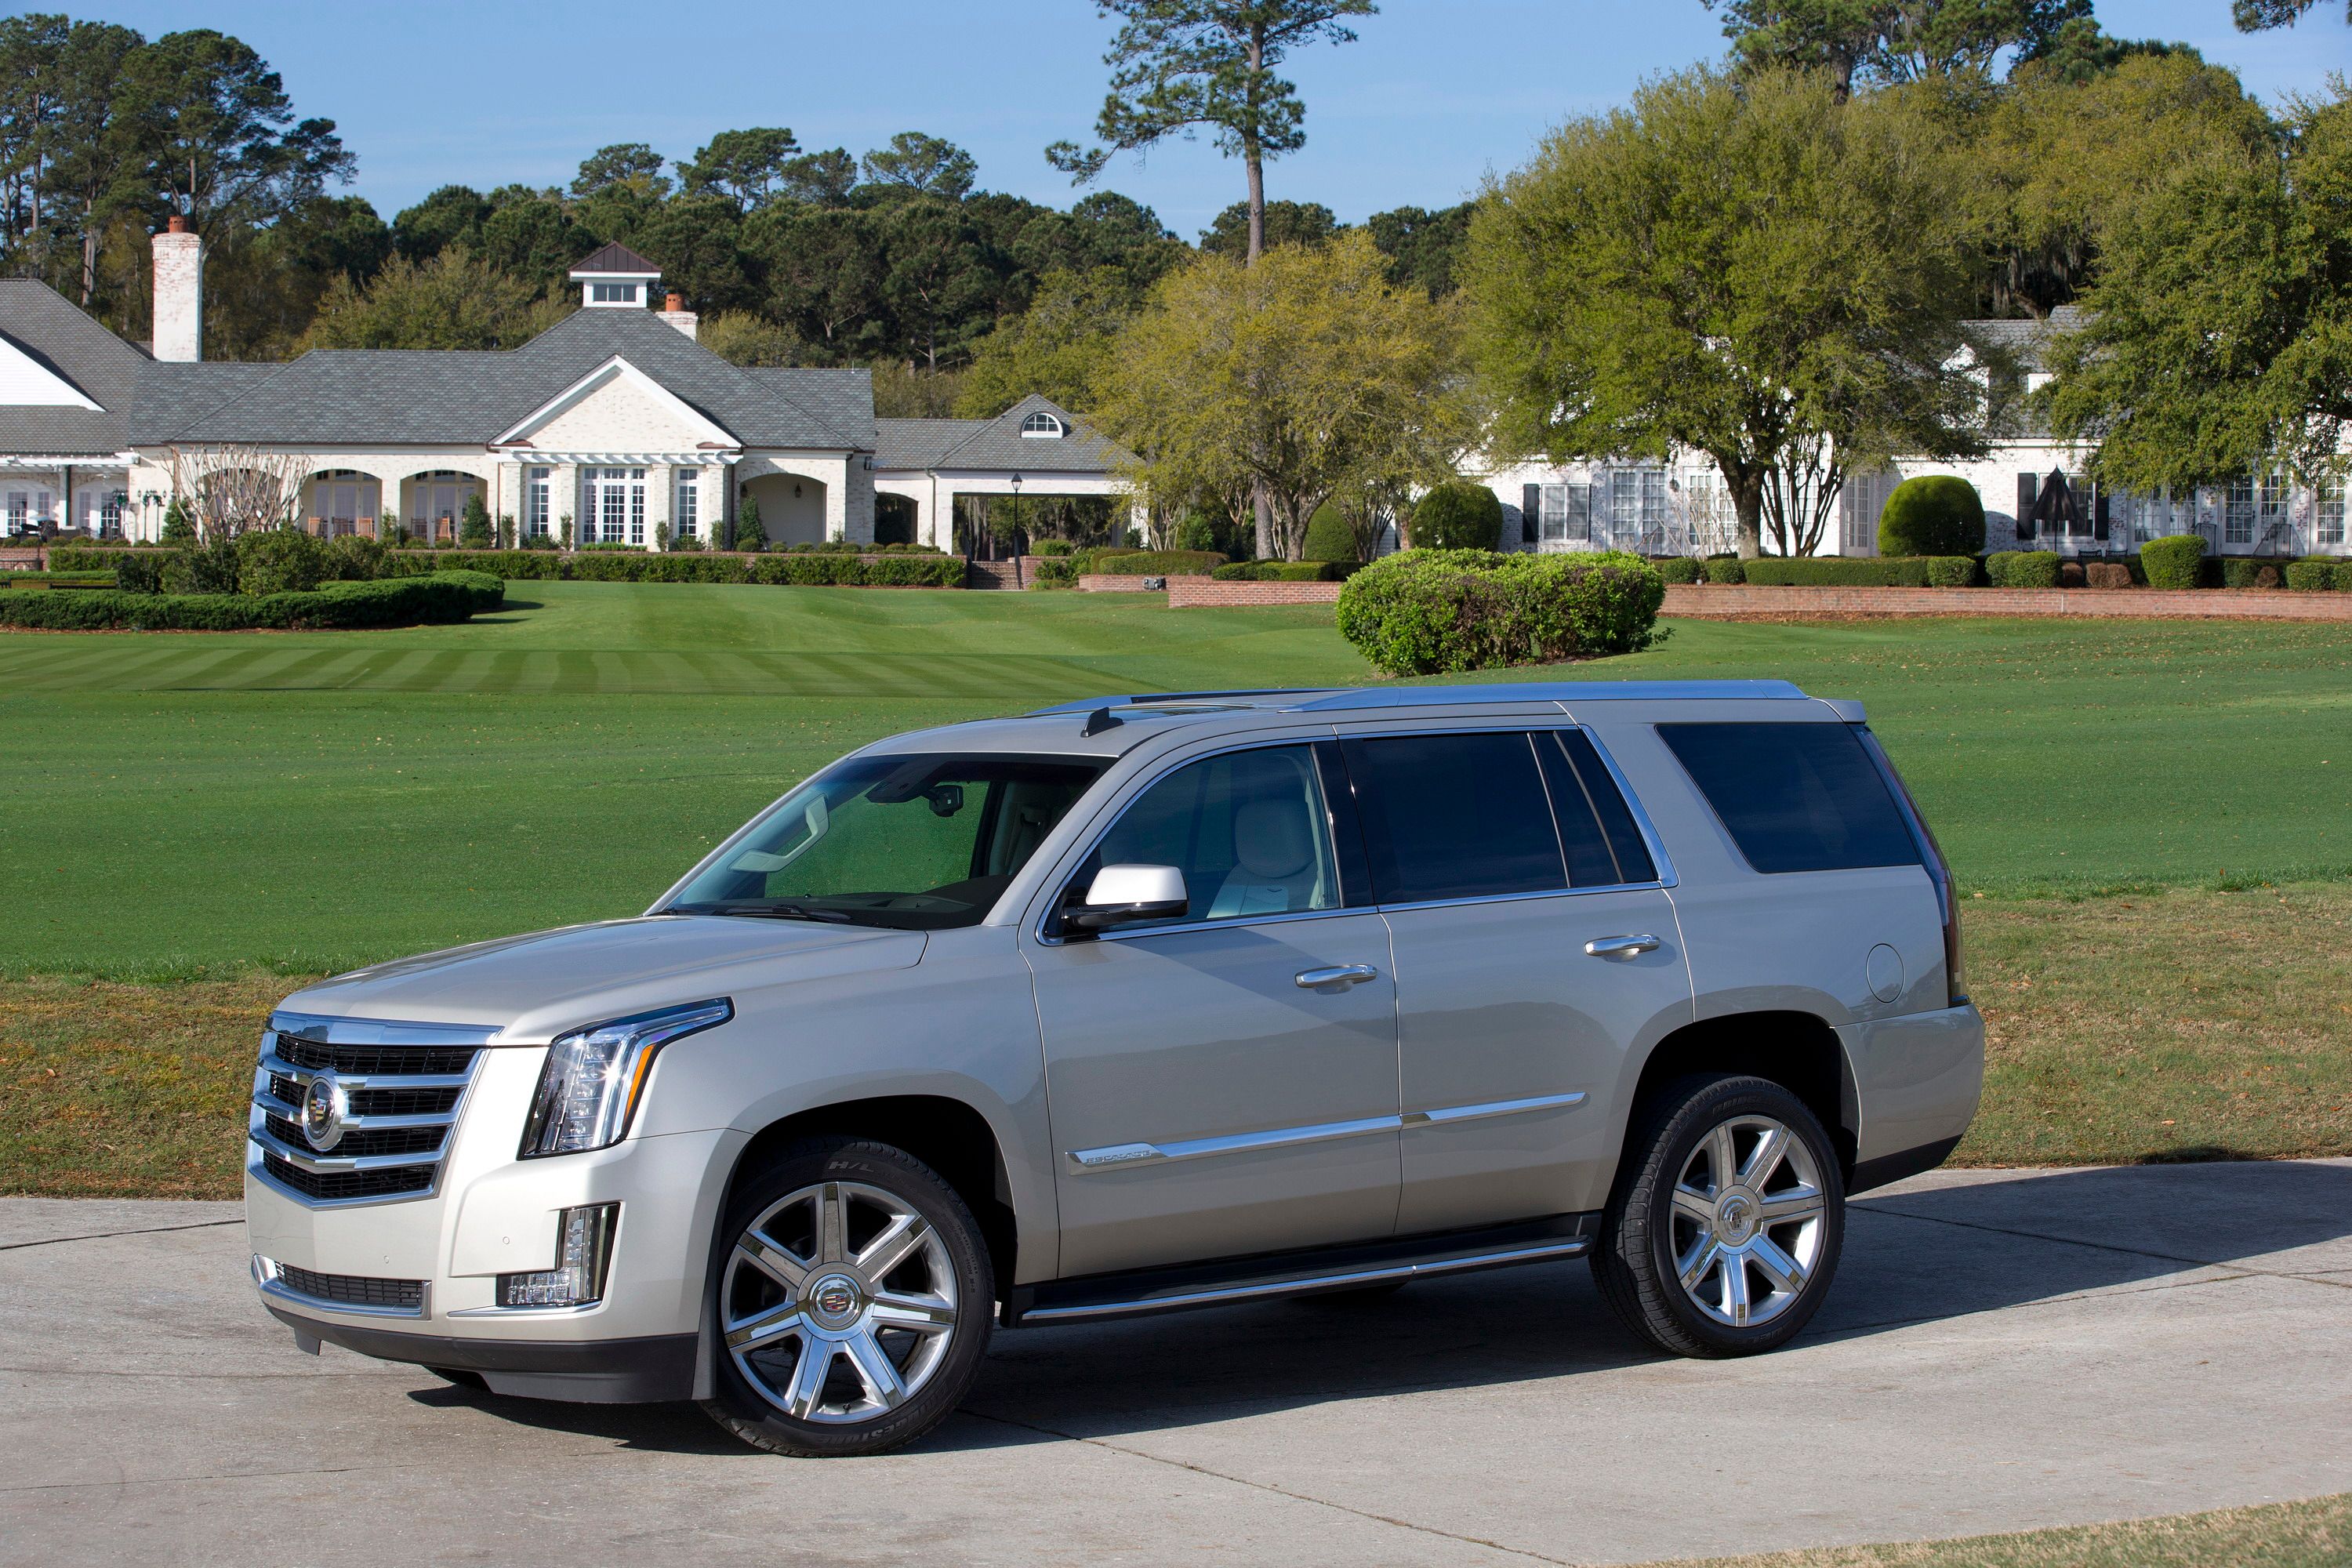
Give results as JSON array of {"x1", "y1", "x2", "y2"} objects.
[
  {"x1": 1028, "y1": 557, "x2": 1079, "y2": 590},
  {"x1": 0, "y1": 570, "x2": 503, "y2": 631},
  {"x1": 1926, "y1": 555, "x2": 1980, "y2": 587},
  {"x1": 1335, "y1": 549, "x2": 1665, "y2": 677},
  {"x1": 1704, "y1": 556, "x2": 1745, "y2": 584},
  {"x1": 2140, "y1": 534, "x2": 2204, "y2": 590},
  {"x1": 1985, "y1": 550, "x2": 2062, "y2": 588},
  {"x1": 1741, "y1": 557, "x2": 1947, "y2": 586},
  {"x1": 372, "y1": 549, "x2": 964, "y2": 587},
  {"x1": 3, "y1": 571, "x2": 112, "y2": 587},
  {"x1": 1080, "y1": 548, "x2": 1225, "y2": 577},
  {"x1": 1209, "y1": 559, "x2": 1356, "y2": 582},
  {"x1": 1651, "y1": 556, "x2": 1702, "y2": 584},
  {"x1": 2285, "y1": 557, "x2": 2337, "y2": 591},
  {"x1": 2220, "y1": 557, "x2": 2282, "y2": 590},
  {"x1": 1877, "y1": 476, "x2": 1987, "y2": 557}
]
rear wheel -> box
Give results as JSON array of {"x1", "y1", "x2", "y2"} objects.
[
  {"x1": 701, "y1": 1138, "x2": 993, "y2": 1457},
  {"x1": 1592, "y1": 1075, "x2": 1844, "y2": 1358}
]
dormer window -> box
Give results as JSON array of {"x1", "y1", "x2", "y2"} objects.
[{"x1": 1021, "y1": 411, "x2": 1065, "y2": 438}]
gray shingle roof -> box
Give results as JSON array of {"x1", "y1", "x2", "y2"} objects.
[
  {"x1": 877, "y1": 395, "x2": 1132, "y2": 475},
  {"x1": 129, "y1": 307, "x2": 871, "y2": 452},
  {"x1": 0, "y1": 280, "x2": 151, "y2": 455},
  {"x1": 1963, "y1": 305, "x2": 2087, "y2": 372}
]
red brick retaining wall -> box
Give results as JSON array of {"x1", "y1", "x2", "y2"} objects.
[
  {"x1": 1076, "y1": 573, "x2": 1163, "y2": 593},
  {"x1": 1167, "y1": 579, "x2": 1344, "y2": 607},
  {"x1": 1662, "y1": 585, "x2": 2352, "y2": 620}
]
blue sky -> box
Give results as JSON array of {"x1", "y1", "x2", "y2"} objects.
[{"x1": 90, "y1": 1, "x2": 2352, "y2": 238}]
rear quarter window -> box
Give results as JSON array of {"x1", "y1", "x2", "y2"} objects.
[{"x1": 1657, "y1": 721, "x2": 1920, "y2": 874}]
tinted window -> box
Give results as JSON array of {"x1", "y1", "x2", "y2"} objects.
[
  {"x1": 1343, "y1": 732, "x2": 1565, "y2": 902},
  {"x1": 1536, "y1": 730, "x2": 1658, "y2": 885},
  {"x1": 1078, "y1": 744, "x2": 1343, "y2": 929},
  {"x1": 1658, "y1": 722, "x2": 1919, "y2": 874}
]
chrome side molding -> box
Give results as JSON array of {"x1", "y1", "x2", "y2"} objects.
[{"x1": 1068, "y1": 1092, "x2": 1586, "y2": 1172}]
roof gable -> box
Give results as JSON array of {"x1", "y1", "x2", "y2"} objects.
[
  {"x1": 494, "y1": 355, "x2": 739, "y2": 450},
  {"x1": 895, "y1": 394, "x2": 1134, "y2": 474},
  {"x1": 0, "y1": 332, "x2": 103, "y2": 409}
]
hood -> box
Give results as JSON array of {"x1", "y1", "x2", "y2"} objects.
[{"x1": 278, "y1": 916, "x2": 925, "y2": 1039}]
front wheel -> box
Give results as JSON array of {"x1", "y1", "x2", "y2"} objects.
[
  {"x1": 701, "y1": 1138, "x2": 993, "y2": 1457},
  {"x1": 1591, "y1": 1075, "x2": 1845, "y2": 1358}
]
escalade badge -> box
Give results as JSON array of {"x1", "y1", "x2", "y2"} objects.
[{"x1": 301, "y1": 1070, "x2": 348, "y2": 1153}]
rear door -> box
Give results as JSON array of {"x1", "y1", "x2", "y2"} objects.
[{"x1": 1339, "y1": 725, "x2": 1695, "y2": 1233}]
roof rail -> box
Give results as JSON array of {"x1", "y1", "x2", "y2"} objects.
[
  {"x1": 1028, "y1": 688, "x2": 1336, "y2": 715},
  {"x1": 1030, "y1": 680, "x2": 1809, "y2": 717}
]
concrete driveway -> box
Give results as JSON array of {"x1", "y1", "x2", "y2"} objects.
[{"x1": 3, "y1": 1160, "x2": 2349, "y2": 1567}]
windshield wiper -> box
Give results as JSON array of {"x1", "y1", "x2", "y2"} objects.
[{"x1": 664, "y1": 901, "x2": 855, "y2": 924}]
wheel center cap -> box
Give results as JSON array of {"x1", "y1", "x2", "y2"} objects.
[
  {"x1": 1717, "y1": 1191, "x2": 1758, "y2": 1244},
  {"x1": 808, "y1": 1273, "x2": 862, "y2": 1326}
]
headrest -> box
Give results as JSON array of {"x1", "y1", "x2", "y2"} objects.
[{"x1": 1232, "y1": 799, "x2": 1312, "y2": 878}]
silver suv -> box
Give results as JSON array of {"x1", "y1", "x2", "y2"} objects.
[{"x1": 247, "y1": 681, "x2": 1983, "y2": 1456}]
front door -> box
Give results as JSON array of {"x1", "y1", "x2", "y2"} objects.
[
  {"x1": 1025, "y1": 739, "x2": 1400, "y2": 1279},
  {"x1": 1337, "y1": 726, "x2": 1695, "y2": 1234}
]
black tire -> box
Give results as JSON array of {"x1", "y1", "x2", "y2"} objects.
[
  {"x1": 700, "y1": 1137, "x2": 994, "y2": 1457},
  {"x1": 1591, "y1": 1074, "x2": 1846, "y2": 1359}
]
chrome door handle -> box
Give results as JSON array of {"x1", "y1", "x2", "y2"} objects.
[
  {"x1": 1584, "y1": 935, "x2": 1662, "y2": 958},
  {"x1": 1294, "y1": 964, "x2": 1379, "y2": 989}
]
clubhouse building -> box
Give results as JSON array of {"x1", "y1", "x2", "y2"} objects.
[{"x1": 0, "y1": 226, "x2": 1132, "y2": 553}]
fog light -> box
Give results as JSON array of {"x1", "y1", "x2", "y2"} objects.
[{"x1": 499, "y1": 1203, "x2": 618, "y2": 1308}]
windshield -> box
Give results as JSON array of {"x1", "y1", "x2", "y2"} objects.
[{"x1": 662, "y1": 753, "x2": 1108, "y2": 931}]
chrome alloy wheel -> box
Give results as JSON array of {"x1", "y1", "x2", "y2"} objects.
[
  {"x1": 720, "y1": 1180, "x2": 960, "y2": 1425},
  {"x1": 1668, "y1": 1114, "x2": 1828, "y2": 1329}
]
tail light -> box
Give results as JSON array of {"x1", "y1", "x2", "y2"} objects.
[{"x1": 1854, "y1": 727, "x2": 1965, "y2": 1007}]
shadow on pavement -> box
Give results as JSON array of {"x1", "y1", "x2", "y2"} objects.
[{"x1": 426, "y1": 1160, "x2": 2352, "y2": 1455}]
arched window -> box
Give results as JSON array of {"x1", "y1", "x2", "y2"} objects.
[{"x1": 1020, "y1": 411, "x2": 1065, "y2": 438}]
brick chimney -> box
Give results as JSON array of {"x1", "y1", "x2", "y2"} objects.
[
  {"x1": 659, "y1": 290, "x2": 699, "y2": 341},
  {"x1": 152, "y1": 215, "x2": 202, "y2": 362}
]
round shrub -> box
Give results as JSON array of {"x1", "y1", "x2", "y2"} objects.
[
  {"x1": 1925, "y1": 555, "x2": 1978, "y2": 587},
  {"x1": 1876, "y1": 476, "x2": 1985, "y2": 557},
  {"x1": 2221, "y1": 557, "x2": 2281, "y2": 590},
  {"x1": 1704, "y1": 556, "x2": 1745, "y2": 584},
  {"x1": 1304, "y1": 503, "x2": 1359, "y2": 564},
  {"x1": 1653, "y1": 556, "x2": 1701, "y2": 584},
  {"x1": 1984, "y1": 550, "x2": 2060, "y2": 589},
  {"x1": 2139, "y1": 534, "x2": 2204, "y2": 590},
  {"x1": 1407, "y1": 481, "x2": 1504, "y2": 553},
  {"x1": 238, "y1": 527, "x2": 332, "y2": 595},
  {"x1": 1334, "y1": 548, "x2": 1665, "y2": 677}
]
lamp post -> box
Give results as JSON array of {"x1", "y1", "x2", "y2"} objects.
[{"x1": 1009, "y1": 473, "x2": 1023, "y2": 561}]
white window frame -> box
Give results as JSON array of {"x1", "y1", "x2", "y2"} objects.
[
  {"x1": 589, "y1": 281, "x2": 640, "y2": 305},
  {"x1": 1020, "y1": 411, "x2": 1065, "y2": 438},
  {"x1": 2224, "y1": 477, "x2": 2256, "y2": 546},
  {"x1": 526, "y1": 466, "x2": 551, "y2": 537},
  {"x1": 674, "y1": 469, "x2": 699, "y2": 540},
  {"x1": 2318, "y1": 477, "x2": 2346, "y2": 550}
]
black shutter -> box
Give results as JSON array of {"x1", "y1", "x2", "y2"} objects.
[
  {"x1": 2015, "y1": 473, "x2": 2037, "y2": 541},
  {"x1": 2092, "y1": 485, "x2": 2111, "y2": 543},
  {"x1": 1523, "y1": 485, "x2": 1541, "y2": 546}
]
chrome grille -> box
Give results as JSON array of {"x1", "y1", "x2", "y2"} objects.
[{"x1": 248, "y1": 1011, "x2": 498, "y2": 1208}]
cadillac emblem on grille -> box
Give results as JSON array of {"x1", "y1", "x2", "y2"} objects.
[{"x1": 301, "y1": 1069, "x2": 348, "y2": 1153}]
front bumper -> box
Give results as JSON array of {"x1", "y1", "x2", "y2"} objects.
[{"x1": 245, "y1": 1038, "x2": 747, "y2": 1401}]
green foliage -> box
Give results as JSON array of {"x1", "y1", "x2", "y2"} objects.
[
  {"x1": 301, "y1": 248, "x2": 562, "y2": 350},
  {"x1": 1653, "y1": 557, "x2": 1703, "y2": 584},
  {"x1": 1408, "y1": 482, "x2": 1504, "y2": 552},
  {"x1": 1199, "y1": 199, "x2": 1340, "y2": 256},
  {"x1": 459, "y1": 495, "x2": 493, "y2": 550},
  {"x1": 0, "y1": 572, "x2": 501, "y2": 631},
  {"x1": 1032, "y1": 539, "x2": 1076, "y2": 556},
  {"x1": 1705, "y1": 556, "x2": 1747, "y2": 584},
  {"x1": 112, "y1": 554, "x2": 167, "y2": 594},
  {"x1": 361, "y1": 548, "x2": 964, "y2": 588},
  {"x1": 1878, "y1": 476, "x2": 1987, "y2": 557},
  {"x1": 158, "y1": 500, "x2": 195, "y2": 546},
  {"x1": 1467, "y1": 66, "x2": 1987, "y2": 557},
  {"x1": 2285, "y1": 557, "x2": 2337, "y2": 591},
  {"x1": 956, "y1": 267, "x2": 1136, "y2": 416},
  {"x1": 1210, "y1": 560, "x2": 1353, "y2": 581},
  {"x1": 1706, "y1": 0, "x2": 2108, "y2": 97},
  {"x1": 1741, "y1": 556, "x2": 1938, "y2": 585},
  {"x1": 1985, "y1": 550, "x2": 2063, "y2": 587},
  {"x1": 862, "y1": 132, "x2": 978, "y2": 199},
  {"x1": 1365, "y1": 201, "x2": 1476, "y2": 298},
  {"x1": 699, "y1": 311, "x2": 804, "y2": 368},
  {"x1": 1079, "y1": 548, "x2": 1225, "y2": 576},
  {"x1": 1302, "y1": 504, "x2": 1359, "y2": 564},
  {"x1": 1926, "y1": 554, "x2": 1980, "y2": 586},
  {"x1": 734, "y1": 495, "x2": 767, "y2": 552},
  {"x1": 2221, "y1": 557, "x2": 2283, "y2": 589},
  {"x1": 1028, "y1": 557, "x2": 1080, "y2": 590},
  {"x1": 2139, "y1": 533, "x2": 2205, "y2": 590},
  {"x1": 236, "y1": 528, "x2": 332, "y2": 595},
  {"x1": 1334, "y1": 548, "x2": 1666, "y2": 676}
]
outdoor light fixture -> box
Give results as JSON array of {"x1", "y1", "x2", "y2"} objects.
[
  {"x1": 497, "y1": 1203, "x2": 619, "y2": 1308},
  {"x1": 519, "y1": 1000, "x2": 731, "y2": 1158}
]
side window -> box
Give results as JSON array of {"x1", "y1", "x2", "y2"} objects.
[
  {"x1": 1078, "y1": 744, "x2": 1344, "y2": 929},
  {"x1": 1341, "y1": 731, "x2": 1565, "y2": 903},
  {"x1": 1535, "y1": 729, "x2": 1659, "y2": 886},
  {"x1": 1657, "y1": 721, "x2": 1921, "y2": 874}
]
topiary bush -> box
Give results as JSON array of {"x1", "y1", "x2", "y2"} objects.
[
  {"x1": 2084, "y1": 561, "x2": 2134, "y2": 590},
  {"x1": 2285, "y1": 557, "x2": 2336, "y2": 591},
  {"x1": 238, "y1": 527, "x2": 333, "y2": 595},
  {"x1": 1704, "y1": 556, "x2": 1745, "y2": 584},
  {"x1": 1653, "y1": 556, "x2": 1702, "y2": 584},
  {"x1": 1984, "y1": 550, "x2": 2061, "y2": 588},
  {"x1": 158, "y1": 499, "x2": 195, "y2": 546},
  {"x1": 1876, "y1": 476, "x2": 1986, "y2": 557},
  {"x1": 2139, "y1": 534, "x2": 2204, "y2": 590},
  {"x1": 1926, "y1": 555, "x2": 1978, "y2": 587},
  {"x1": 459, "y1": 494, "x2": 493, "y2": 550},
  {"x1": 1304, "y1": 502, "x2": 1359, "y2": 564},
  {"x1": 1334, "y1": 548, "x2": 1665, "y2": 677},
  {"x1": 733, "y1": 495, "x2": 766, "y2": 552},
  {"x1": 1406, "y1": 481, "x2": 1504, "y2": 553}
]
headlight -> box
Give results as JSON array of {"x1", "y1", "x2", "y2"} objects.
[{"x1": 519, "y1": 1000, "x2": 731, "y2": 1158}]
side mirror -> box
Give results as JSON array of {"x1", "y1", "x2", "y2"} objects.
[{"x1": 1065, "y1": 863, "x2": 1188, "y2": 933}]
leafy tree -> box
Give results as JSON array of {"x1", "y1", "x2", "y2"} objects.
[
  {"x1": 699, "y1": 310, "x2": 804, "y2": 366},
  {"x1": 1097, "y1": 231, "x2": 1464, "y2": 560},
  {"x1": 41, "y1": 19, "x2": 143, "y2": 307},
  {"x1": 734, "y1": 493, "x2": 766, "y2": 551},
  {"x1": 208, "y1": 194, "x2": 391, "y2": 358},
  {"x1": 301, "y1": 248, "x2": 561, "y2": 350},
  {"x1": 1048, "y1": 0, "x2": 1376, "y2": 263},
  {"x1": 2234, "y1": 0, "x2": 2346, "y2": 26},
  {"x1": 1366, "y1": 201, "x2": 1475, "y2": 297},
  {"x1": 392, "y1": 183, "x2": 489, "y2": 261},
  {"x1": 459, "y1": 492, "x2": 492, "y2": 549},
  {"x1": 958, "y1": 267, "x2": 1138, "y2": 415},
  {"x1": 680, "y1": 127, "x2": 802, "y2": 210},
  {"x1": 630, "y1": 193, "x2": 754, "y2": 312},
  {"x1": 1465, "y1": 66, "x2": 1987, "y2": 557},
  {"x1": 751, "y1": 204, "x2": 888, "y2": 358},
  {"x1": 861, "y1": 132, "x2": 979, "y2": 199},
  {"x1": 113, "y1": 29, "x2": 354, "y2": 227},
  {"x1": 477, "y1": 192, "x2": 592, "y2": 290},
  {"x1": 571, "y1": 142, "x2": 670, "y2": 199},
  {"x1": 1704, "y1": 1, "x2": 2096, "y2": 98},
  {"x1": 2045, "y1": 82, "x2": 2351, "y2": 495},
  {"x1": 1198, "y1": 198, "x2": 1338, "y2": 253},
  {"x1": 869, "y1": 359, "x2": 967, "y2": 416},
  {"x1": 779, "y1": 147, "x2": 858, "y2": 206}
]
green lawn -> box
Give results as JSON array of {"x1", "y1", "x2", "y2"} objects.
[{"x1": 3, "y1": 581, "x2": 2349, "y2": 976}]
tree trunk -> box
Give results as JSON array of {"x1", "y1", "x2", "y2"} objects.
[{"x1": 1730, "y1": 466, "x2": 1766, "y2": 560}]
